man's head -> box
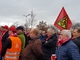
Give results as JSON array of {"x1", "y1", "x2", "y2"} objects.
[
  {"x1": 3, "y1": 25, "x2": 8, "y2": 31},
  {"x1": 16, "y1": 26, "x2": 24, "y2": 34},
  {"x1": 72, "y1": 29, "x2": 78, "y2": 39},
  {"x1": 60, "y1": 30, "x2": 71, "y2": 40},
  {"x1": 41, "y1": 31, "x2": 46, "y2": 36},
  {"x1": 8, "y1": 26, "x2": 16, "y2": 35},
  {"x1": 72, "y1": 28, "x2": 80, "y2": 38},
  {"x1": 47, "y1": 28, "x2": 56, "y2": 37},
  {"x1": 30, "y1": 28, "x2": 39, "y2": 39},
  {"x1": 26, "y1": 28, "x2": 31, "y2": 34}
]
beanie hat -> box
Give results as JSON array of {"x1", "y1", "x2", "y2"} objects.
[
  {"x1": 16, "y1": 26, "x2": 24, "y2": 31},
  {"x1": 9, "y1": 26, "x2": 16, "y2": 32},
  {"x1": 3, "y1": 25, "x2": 8, "y2": 29}
]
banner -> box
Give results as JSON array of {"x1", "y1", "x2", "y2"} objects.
[{"x1": 54, "y1": 7, "x2": 72, "y2": 30}]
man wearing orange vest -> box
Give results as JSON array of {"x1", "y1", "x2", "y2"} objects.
[{"x1": 2, "y1": 26, "x2": 22, "y2": 60}]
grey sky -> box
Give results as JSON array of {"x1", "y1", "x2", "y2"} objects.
[{"x1": 0, "y1": 0, "x2": 80, "y2": 26}]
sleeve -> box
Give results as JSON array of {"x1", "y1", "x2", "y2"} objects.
[
  {"x1": 1, "y1": 38, "x2": 12, "y2": 56},
  {"x1": 67, "y1": 43, "x2": 80, "y2": 60},
  {"x1": 32, "y1": 42, "x2": 43, "y2": 60}
]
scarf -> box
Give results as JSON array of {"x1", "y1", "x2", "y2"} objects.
[
  {"x1": 58, "y1": 36, "x2": 70, "y2": 47},
  {"x1": 9, "y1": 33, "x2": 18, "y2": 37},
  {"x1": 46, "y1": 36, "x2": 51, "y2": 41}
]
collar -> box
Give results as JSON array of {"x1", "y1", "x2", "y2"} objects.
[
  {"x1": 31, "y1": 37, "x2": 39, "y2": 40},
  {"x1": 58, "y1": 36, "x2": 70, "y2": 47},
  {"x1": 9, "y1": 33, "x2": 18, "y2": 37}
]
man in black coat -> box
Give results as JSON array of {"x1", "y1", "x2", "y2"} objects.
[
  {"x1": 2, "y1": 25, "x2": 9, "y2": 42},
  {"x1": 73, "y1": 28, "x2": 80, "y2": 50},
  {"x1": 42, "y1": 28, "x2": 58, "y2": 60}
]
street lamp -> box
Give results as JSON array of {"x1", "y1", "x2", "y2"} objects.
[
  {"x1": 23, "y1": 14, "x2": 31, "y2": 17},
  {"x1": 23, "y1": 14, "x2": 31, "y2": 28}
]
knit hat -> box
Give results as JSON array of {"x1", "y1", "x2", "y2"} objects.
[
  {"x1": 16, "y1": 26, "x2": 24, "y2": 31},
  {"x1": 9, "y1": 26, "x2": 16, "y2": 32},
  {"x1": 3, "y1": 25, "x2": 8, "y2": 29}
]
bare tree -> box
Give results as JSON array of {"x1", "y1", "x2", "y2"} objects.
[
  {"x1": 24, "y1": 10, "x2": 37, "y2": 28},
  {"x1": 12, "y1": 21, "x2": 19, "y2": 27},
  {"x1": 36, "y1": 21, "x2": 48, "y2": 31},
  {"x1": 72, "y1": 22, "x2": 80, "y2": 29}
]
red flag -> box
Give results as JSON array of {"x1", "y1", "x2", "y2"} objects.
[{"x1": 54, "y1": 7, "x2": 72, "y2": 30}]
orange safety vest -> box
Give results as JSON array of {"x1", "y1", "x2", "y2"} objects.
[{"x1": 4, "y1": 36, "x2": 22, "y2": 60}]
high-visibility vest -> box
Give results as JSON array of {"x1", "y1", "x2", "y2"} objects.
[{"x1": 4, "y1": 36, "x2": 22, "y2": 60}]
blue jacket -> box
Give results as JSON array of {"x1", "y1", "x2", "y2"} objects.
[
  {"x1": 56, "y1": 40, "x2": 80, "y2": 60},
  {"x1": 39, "y1": 34, "x2": 47, "y2": 41}
]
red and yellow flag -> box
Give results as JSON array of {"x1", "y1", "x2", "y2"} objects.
[{"x1": 54, "y1": 7, "x2": 72, "y2": 30}]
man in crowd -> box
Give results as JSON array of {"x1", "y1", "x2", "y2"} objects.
[
  {"x1": 25, "y1": 28, "x2": 31, "y2": 41},
  {"x1": 56, "y1": 30, "x2": 80, "y2": 60},
  {"x1": 2, "y1": 25, "x2": 9, "y2": 42},
  {"x1": 73, "y1": 28, "x2": 80, "y2": 51},
  {"x1": 71, "y1": 29, "x2": 79, "y2": 40},
  {"x1": 2, "y1": 26, "x2": 22, "y2": 60},
  {"x1": 21, "y1": 28, "x2": 43, "y2": 60},
  {"x1": 42, "y1": 28, "x2": 58, "y2": 60},
  {"x1": 1, "y1": 25, "x2": 9, "y2": 60},
  {"x1": 40, "y1": 31, "x2": 47, "y2": 41},
  {"x1": 16, "y1": 26, "x2": 26, "y2": 59}
]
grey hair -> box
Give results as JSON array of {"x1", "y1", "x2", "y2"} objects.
[
  {"x1": 62, "y1": 30, "x2": 71, "y2": 38},
  {"x1": 47, "y1": 28, "x2": 54, "y2": 33}
]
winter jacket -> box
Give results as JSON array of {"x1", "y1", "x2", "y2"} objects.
[
  {"x1": 56, "y1": 40, "x2": 80, "y2": 60},
  {"x1": 18, "y1": 33, "x2": 26, "y2": 50},
  {"x1": 4, "y1": 36, "x2": 22, "y2": 60},
  {"x1": 42, "y1": 33, "x2": 58, "y2": 60},
  {"x1": 1, "y1": 33, "x2": 20, "y2": 57},
  {"x1": 2, "y1": 31, "x2": 9, "y2": 42},
  {"x1": 21, "y1": 37, "x2": 43, "y2": 60},
  {"x1": 1, "y1": 38, "x2": 11, "y2": 56},
  {"x1": 39, "y1": 34, "x2": 47, "y2": 40}
]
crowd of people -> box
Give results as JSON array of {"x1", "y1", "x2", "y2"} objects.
[{"x1": 0, "y1": 25, "x2": 80, "y2": 60}]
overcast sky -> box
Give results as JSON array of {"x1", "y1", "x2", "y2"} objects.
[{"x1": 0, "y1": 0, "x2": 80, "y2": 26}]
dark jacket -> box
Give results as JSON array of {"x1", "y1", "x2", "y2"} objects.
[
  {"x1": 24, "y1": 33, "x2": 31, "y2": 46},
  {"x1": 42, "y1": 33, "x2": 58, "y2": 60},
  {"x1": 23, "y1": 33, "x2": 29, "y2": 47},
  {"x1": 2, "y1": 31, "x2": 9, "y2": 42},
  {"x1": 73, "y1": 36, "x2": 80, "y2": 50},
  {"x1": 1, "y1": 38, "x2": 11, "y2": 56},
  {"x1": 56, "y1": 40, "x2": 80, "y2": 60},
  {"x1": 1, "y1": 31, "x2": 9, "y2": 56},
  {"x1": 21, "y1": 37, "x2": 43, "y2": 60},
  {"x1": 40, "y1": 34, "x2": 47, "y2": 40}
]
